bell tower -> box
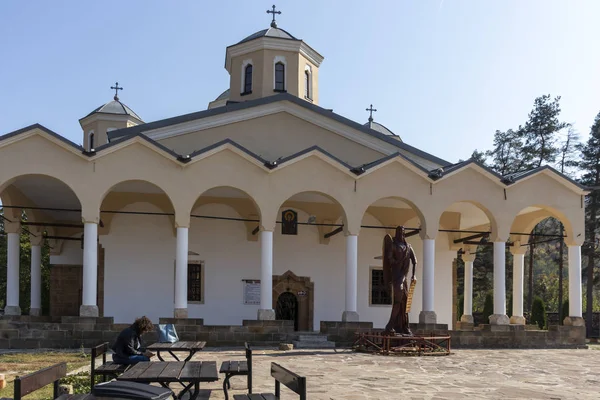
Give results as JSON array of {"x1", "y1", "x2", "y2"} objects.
[
  {"x1": 224, "y1": 6, "x2": 324, "y2": 105},
  {"x1": 79, "y1": 82, "x2": 144, "y2": 151}
]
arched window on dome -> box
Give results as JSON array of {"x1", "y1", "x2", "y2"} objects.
[
  {"x1": 275, "y1": 62, "x2": 285, "y2": 92},
  {"x1": 244, "y1": 64, "x2": 253, "y2": 94},
  {"x1": 88, "y1": 131, "x2": 95, "y2": 151},
  {"x1": 304, "y1": 65, "x2": 312, "y2": 100}
]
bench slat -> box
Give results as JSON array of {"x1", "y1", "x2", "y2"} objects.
[
  {"x1": 219, "y1": 361, "x2": 231, "y2": 373},
  {"x1": 57, "y1": 394, "x2": 94, "y2": 400},
  {"x1": 16, "y1": 362, "x2": 67, "y2": 396},
  {"x1": 233, "y1": 394, "x2": 273, "y2": 400},
  {"x1": 96, "y1": 362, "x2": 127, "y2": 373},
  {"x1": 139, "y1": 362, "x2": 168, "y2": 380},
  {"x1": 231, "y1": 361, "x2": 239, "y2": 372},
  {"x1": 180, "y1": 361, "x2": 201, "y2": 381},
  {"x1": 158, "y1": 362, "x2": 182, "y2": 380},
  {"x1": 199, "y1": 361, "x2": 219, "y2": 380}
]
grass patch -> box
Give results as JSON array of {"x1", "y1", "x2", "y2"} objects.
[{"x1": 0, "y1": 350, "x2": 90, "y2": 399}]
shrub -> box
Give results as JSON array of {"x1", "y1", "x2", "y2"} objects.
[
  {"x1": 531, "y1": 296, "x2": 547, "y2": 329},
  {"x1": 507, "y1": 295, "x2": 513, "y2": 318},
  {"x1": 457, "y1": 294, "x2": 464, "y2": 320},
  {"x1": 60, "y1": 372, "x2": 102, "y2": 394},
  {"x1": 482, "y1": 292, "x2": 493, "y2": 323}
]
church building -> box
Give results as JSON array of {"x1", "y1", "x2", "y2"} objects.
[{"x1": 0, "y1": 9, "x2": 587, "y2": 334}]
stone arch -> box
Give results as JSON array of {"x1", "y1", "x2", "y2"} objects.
[
  {"x1": 509, "y1": 205, "x2": 576, "y2": 246},
  {"x1": 0, "y1": 174, "x2": 83, "y2": 226},
  {"x1": 434, "y1": 200, "x2": 500, "y2": 243},
  {"x1": 189, "y1": 186, "x2": 263, "y2": 242},
  {"x1": 98, "y1": 179, "x2": 177, "y2": 231},
  {"x1": 356, "y1": 196, "x2": 427, "y2": 239},
  {"x1": 269, "y1": 191, "x2": 349, "y2": 237}
]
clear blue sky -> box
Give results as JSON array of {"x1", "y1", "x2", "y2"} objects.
[{"x1": 1, "y1": 1, "x2": 599, "y2": 163}]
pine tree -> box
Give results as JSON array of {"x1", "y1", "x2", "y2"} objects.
[
  {"x1": 470, "y1": 150, "x2": 487, "y2": 165},
  {"x1": 486, "y1": 129, "x2": 524, "y2": 175},
  {"x1": 519, "y1": 95, "x2": 567, "y2": 169},
  {"x1": 576, "y1": 111, "x2": 600, "y2": 336}
]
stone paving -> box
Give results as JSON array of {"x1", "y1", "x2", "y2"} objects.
[{"x1": 180, "y1": 346, "x2": 600, "y2": 399}]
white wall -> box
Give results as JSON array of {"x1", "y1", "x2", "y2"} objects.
[{"x1": 93, "y1": 202, "x2": 456, "y2": 327}]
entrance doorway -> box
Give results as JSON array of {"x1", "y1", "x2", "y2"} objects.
[
  {"x1": 276, "y1": 292, "x2": 299, "y2": 330},
  {"x1": 272, "y1": 271, "x2": 314, "y2": 331}
]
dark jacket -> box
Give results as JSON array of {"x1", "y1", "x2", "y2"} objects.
[{"x1": 111, "y1": 325, "x2": 144, "y2": 358}]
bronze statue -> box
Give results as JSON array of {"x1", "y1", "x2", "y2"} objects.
[{"x1": 383, "y1": 226, "x2": 417, "y2": 336}]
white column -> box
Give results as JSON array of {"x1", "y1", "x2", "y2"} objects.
[
  {"x1": 5, "y1": 230, "x2": 21, "y2": 315},
  {"x1": 565, "y1": 245, "x2": 584, "y2": 326},
  {"x1": 509, "y1": 244, "x2": 526, "y2": 324},
  {"x1": 342, "y1": 234, "x2": 359, "y2": 322},
  {"x1": 258, "y1": 230, "x2": 275, "y2": 320},
  {"x1": 460, "y1": 251, "x2": 475, "y2": 324},
  {"x1": 29, "y1": 239, "x2": 43, "y2": 316},
  {"x1": 419, "y1": 238, "x2": 437, "y2": 324},
  {"x1": 490, "y1": 240, "x2": 509, "y2": 324},
  {"x1": 174, "y1": 227, "x2": 189, "y2": 318},
  {"x1": 80, "y1": 222, "x2": 99, "y2": 317}
]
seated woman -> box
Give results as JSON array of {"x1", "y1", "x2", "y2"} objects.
[{"x1": 111, "y1": 316, "x2": 155, "y2": 364}]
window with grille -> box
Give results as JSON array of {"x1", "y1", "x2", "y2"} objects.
[
  {"x1": 370, "y1": 268, "x2": 391, "y2": 305},
  {"x1": 187, "y1": 263, "x2": 203, "y2": 302},
  {"x1": 244, "y1": 64, "x2": 253, "y2": 94},
  {"x1": 275, "y1": 62, "x2": 285, "y2": 91}
]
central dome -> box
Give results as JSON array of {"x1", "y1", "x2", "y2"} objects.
[
  {"x1": 237, "y1": 27, "x2": 298, "y2": 45},
  {"x1": 85, "y1": 99, "x2": 142, "y2": 121}
]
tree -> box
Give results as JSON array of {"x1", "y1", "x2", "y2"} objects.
[
  {"x1": 531, "y1": 296, "x2": 547, "y2": 329},
  {"x1": 470, "y1": 150, "x2": 487, "y2": 165},
  {"x1": 576, "y1": 111, "x2": 600, "y2": 336},
  {"x1": 557, "y1": 125, "x2": 580, "y2": 177},
  {"x1": 482, "y1": 292, "x2": 494, "y2": 323},
  {"x1": 486, "y1": 129, "x2": 524, "y2": 175},
  {"x1": 519, "y1": 94, "x2": 567, "y2": 169}
]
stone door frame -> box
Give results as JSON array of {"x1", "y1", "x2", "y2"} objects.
[{"x1": 272, "y1": 270, "x2": 314, "y2": 331}]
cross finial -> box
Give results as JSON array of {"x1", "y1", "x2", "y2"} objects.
[
  {"x1": 110, "y1": 82, "x2": 123, "y2": 101},
  {"x1": 266, "y1": 5, "x2": 281, "y2": 28},
  {"x1": 366, "y1": 104, "x2": 377, "y2": 122}
]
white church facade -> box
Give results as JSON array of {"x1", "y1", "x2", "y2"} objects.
[{"x1": 0, "y1": 14, "x2": 588, "y2": 332}]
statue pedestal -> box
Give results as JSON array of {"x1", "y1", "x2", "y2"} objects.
[
  {"x1": 419, "y1": 311, "x2": 437, "y2": 324},
  {"x1": 341, "y1": 311, "x2": 359, "y2": 322}
]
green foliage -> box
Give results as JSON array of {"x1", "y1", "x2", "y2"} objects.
[
  {"x1": 482, "y1": 292, "x2": 493, "y2": 323},
  {"x1": 457, "y1": 294, "x2": 464, "y2": 321},
  {"x1": 60, "y1": 372, "x2": 102, "y2": 394},
  {"x1": 486, "y1": 129, "x2": 524, "y2": 175},
  {"x1": 531, "y1": 296, "x2": 547, "y2": 329},
  {"x1": 507, "y1": 295, "x2": 513, "y2": 318}
]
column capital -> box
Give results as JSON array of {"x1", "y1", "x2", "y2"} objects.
[
  {"x1": 510, "y1": 242, "x2": 527, "y2": 255},
  {"x1": 4, "y1": 220, "x2": 21, "y2": 234},
  {"x1": 81, "y1": 218, "x2": 99, "y2": 225},
  {"x1": 462, "y1": 252, "x2": 476, "y2": 263},
  {"x1": 30, "y1": 233, "x2": 45, "y2": 247}
]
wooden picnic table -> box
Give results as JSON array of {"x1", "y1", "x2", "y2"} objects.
[
  {"x1": 116, "y1": 361, "x2": 218, "y2": 400},
  {"x1": 147, "y1": 341, "x2": 206, "y2": 362}
]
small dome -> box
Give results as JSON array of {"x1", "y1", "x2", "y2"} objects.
[
  {"x1": 215, "y1": 89, "x2": 230, "y2": 101},
  {"x1": 364, "y1": 121, "x2": 402, "y2": 141},
  {"x1": 237, "y1": 27, "x2": 298, "y2": 45},
  {"x1": 85, "y1": 99, "x2": 142, "y2": 121}
]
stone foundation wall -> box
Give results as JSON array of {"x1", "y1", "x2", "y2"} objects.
[{"x1": 0, "y1": 316, "x2": 294, "y2": 349}]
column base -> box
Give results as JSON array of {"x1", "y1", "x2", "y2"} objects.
[
  {"x1": 509, "y1": 315, "x2": 526, "y2": 325},
  {"x1": 489, "y1": 314, "x2": 509, "y2": 325},
  {"x1": 79, "y1": 305, "x2": 99, "y2": 317},
  {"x1": 257, "y1": 309, "x2": 275, "y2": 320},
  {"x1": 563, "y1": 316, "x2": 585, "y2": 327},
  {"x1": 341, "y1": 311, "x2": 359, "y2": 322},
  {"x1": 174, "y1": 308, "x2": 188, "y2": 318},
  {"x1": 29, "y1": 308, "x2": 42, "y2": 317},
  {"x1": 4, "y1": 306, "x2": 21, "y2": 316},
  {"x1": 460, "y1": 314, "x2": 474, "y2": 324},
  {"x1": 419, "y1": 311, "x2": 437, "y2": 324}
]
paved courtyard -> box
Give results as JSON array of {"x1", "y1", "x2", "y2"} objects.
[{"x1": 174, "y1": 346, "x2": 600, "y2": 399}]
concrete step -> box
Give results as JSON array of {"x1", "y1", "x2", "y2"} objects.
[
  {"x1": 292, "y1": 340, "x2": 336, "y2": 349},
  {"x1": 295, "y1": 335, "x2": 328, "y2": 342}
]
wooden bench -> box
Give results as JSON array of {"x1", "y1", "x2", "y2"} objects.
[
  {"x1": 219, "y1": 342, "x2": 253, "y2": 400},
  {"x1": 233, "y1": 362, "x2": 306, "y2": 400},
  {"x1": 90, "y1": 342, "x2": 128, "y2": 390},
  {"x1": 14, "y1": 362, "x2": 92, "y2": 400}
]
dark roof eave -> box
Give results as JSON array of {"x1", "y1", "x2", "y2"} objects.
[{"x1": 0, "y1": 123, "x2": 85, "y2": 152}]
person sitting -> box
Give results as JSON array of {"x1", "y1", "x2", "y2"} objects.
[{"x1": 111, "y1": 315, "x2": 155, "y2": 364}]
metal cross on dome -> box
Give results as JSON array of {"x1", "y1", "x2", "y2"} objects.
[
  {"x1": 267, "y1": 5, "x2": 281, "y2": 28},
  {"x1": 111, "y1": 82, "x2": 123, "y2": 101},
  {"x1": 366, "y1": 104, "x2": 377, "y2": 122}
]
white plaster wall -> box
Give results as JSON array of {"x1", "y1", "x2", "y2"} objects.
[
  {"x1": 50, "y1": 239, "x2": 83, "y2": 265},
  {"x1": 98, "y1": 203, "x2": 455, "y2": 327},
  {"x1": 101, "y1": 203, "x2": 176, "y2": 324}
]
